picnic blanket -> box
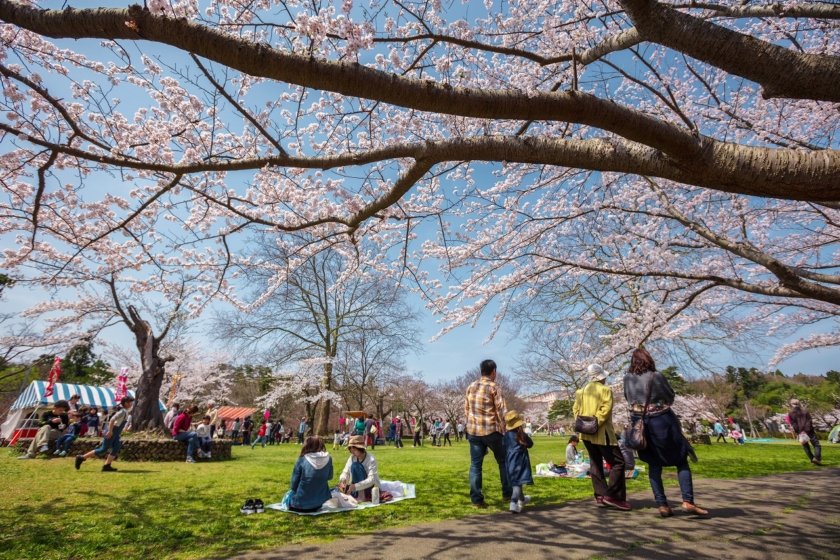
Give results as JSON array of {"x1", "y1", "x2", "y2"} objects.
[
  {"x1": 268, "y1": 481, "x2": 415, "y2": 515},
  {"x1": 534, "y1": 463, "x2": 642, "y2": 479}
]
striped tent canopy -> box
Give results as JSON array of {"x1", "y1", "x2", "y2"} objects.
[
  {"x1": 10, "y1": 381, "x2": 165, "y2": 411},
  {"x1": 217, "y1": 406, "x2": 259, "y2": 421}
]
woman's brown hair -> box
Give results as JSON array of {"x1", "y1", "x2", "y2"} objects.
[
  {"x1": 629, "y1": 347, "x2": 656, "y2": 375},
  {"x1": 301, "y1": 436, "x2": 326, "y2": 456}
]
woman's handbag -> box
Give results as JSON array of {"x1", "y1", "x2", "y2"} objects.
[
  {"x1": 574, "y1": 415, "x2": 599, "y2": 435},
  {"x1": 623, "y1": 416, "x2": 647, "y2": 450},
  {"x1": 623, "y1": 373, "x2": 654, "y2": 450}
]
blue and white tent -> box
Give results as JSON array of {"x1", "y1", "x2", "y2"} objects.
[
  {"x1": 1, "y1": 381, "x2": 165, "y2": 440},
  {"x1": 9, "y1": 380, "x2": 164, "y2": 411}
]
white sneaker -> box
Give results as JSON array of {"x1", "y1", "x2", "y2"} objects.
[
  {"x1": 38, "y1": 445, "x2": 49, "y2": 453},
  {"x1": 197, "y1": 450, "x2": 207, "y2": 459},
  {"x1": 207, "y1": 452, "x2": 211, "y2": 459},
  {"x1": 509, "y1": 501, "x2": 522, "y2": 514},
  {"x1": 186, "y1": 456, "x2": 196, "y2": 463},
  {"x1": 53, "y1": 450, "x2": 61, "y2": 455},
  {"x1": 521, "y1": 495, "x2": 532, "y2": 506}
]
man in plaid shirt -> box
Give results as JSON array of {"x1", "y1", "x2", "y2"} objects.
[{"x1": 464, "y1": 359, "x2": 511, "y2": 507}]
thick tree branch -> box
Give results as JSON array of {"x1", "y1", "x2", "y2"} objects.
[
  {"x1": 2, "y1": 126, "x2": 836, "y2": 201},
  {"x1": 621, "y1": 0, "x2": 840, "y2": 101},
  {"x1": 0, "y1": 1, "x2": 701, "y2": 160}
]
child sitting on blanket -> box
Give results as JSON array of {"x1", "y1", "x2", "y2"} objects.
[
  {"x1": 289, "y1": 436, "x2": 333, "y2": 513},
  {"x1": 338, "y1": 435, "x2": 380, "y2": 502}
]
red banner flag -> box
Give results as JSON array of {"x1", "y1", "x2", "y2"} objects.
[
  {"x1": 115, "y1": 368, "x2": 129, "y2": 401},
  {"x1": 43, "y1": 356, "x2": 62, "y2": 398}
]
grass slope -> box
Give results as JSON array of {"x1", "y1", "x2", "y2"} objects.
[{"x1": 1, "y1": 436, "x2": 835, "y2": 560}]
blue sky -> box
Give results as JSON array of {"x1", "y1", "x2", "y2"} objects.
[{"x1": 2, "y1": 1, "x2": 837, "y2": 388}]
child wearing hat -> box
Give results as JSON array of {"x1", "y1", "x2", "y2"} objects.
[
  {"x1": 504, "y1": 410, "x2": 534, "y2": 513},
  {"x1": 75, "y1": 395, "x2": 134, "y2": 472},
  {"x1": 338, "y1": 435, "x2": 380, "y2": 501}
]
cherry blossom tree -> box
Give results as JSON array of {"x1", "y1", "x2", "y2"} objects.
[{"x1": 0, "y1": 0, "x2": 838, "y2": 386}]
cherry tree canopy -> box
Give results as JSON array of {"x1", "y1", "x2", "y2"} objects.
[{"x1": 1, "y1": 0, "x2": 839, "y2": 382}]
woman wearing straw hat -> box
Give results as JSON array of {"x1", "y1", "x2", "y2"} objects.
[
  {"x1": 338, "y1": 435, "x2": 381, "y2": 501},
  {"x1": 503, "y1": 410, "x2": 534, "y2": 513}
]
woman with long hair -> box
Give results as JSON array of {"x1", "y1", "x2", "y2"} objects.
[
  {"x1": 624, "y1": 348, "x2": 708, "y2": 517},
  {"x1": 288, "y1": 436, "x2": 333, "y2": 513}
]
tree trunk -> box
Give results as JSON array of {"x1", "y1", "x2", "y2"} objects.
[
  {"x1": 313, "y1": 360, "x2": 334, "y2": 435},
  {"x1": 128, "y1": 307, "x2": 166, "y2": 430}
]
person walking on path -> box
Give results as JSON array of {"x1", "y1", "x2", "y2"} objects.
[
  {"x1": 624, "y1": 348, "x2": 707, "y2": 517},
  {"x1": 503, "y1": 410, "x2": 534, "y2": 514},
  {"x1": 788, "y1": 399, "x2": 822, "y2": 465},
  {"x1": 464, "y1": 359, "x2": 511, "y2": 508},
  {"x1": 713, "y1": 420, "x2": 728, "y2": 443},
  {"x1": 172, "y1": 405, "x2": 201, "y2": 463},
  {"x1": 573, "y1": 363, "x2": 630, "y2": 511},
  {"x1": 75, "y1": 396, "x2": 134, "y2": 472}
]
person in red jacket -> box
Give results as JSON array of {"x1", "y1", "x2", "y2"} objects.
[
  {"x1": 172, "y1": 405, "x2": 200, "y2": 463},
  {"x1": 251, "y1": 418, "x2": 268, "y2": 448}
]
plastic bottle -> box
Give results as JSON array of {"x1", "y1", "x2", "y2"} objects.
[{"x1": 371, "y1": 485, "x2": 380, "y2": 505}]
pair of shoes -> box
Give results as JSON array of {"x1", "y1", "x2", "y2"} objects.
[
  {"x1": 186, "y1": 456, "x2": 196, "y2": 463},
  {"x1": 75, "y1": 455, "x2": 85, "y2": 470},
  {"x1": 240, "y1": 498, "x2": 265, "y2": 515},
  {"x1": 241, "y1": 499, "x2": 256, "y2": 515},
  {"x1": 595, "y1": 496, "x2": 606, "y2": 507},
  {"x1": 811, "y1": 458, "x2": 822, "y2": 466},
  {"x1": 602, "y1": 497, "x2": 632, "y2": 511},
  {"x1": 471, "y1": 501, "x2": 488, "y2": 509},
  {"x1": 682, "y1": 502, "x2": 709, "y2": 516},
  {"x1": 102, "y1": 464, "x2": 117, "y2": 472},
  {"x1": 509, "y1": 501, "x2": 522, "y2": 514},
  {"x1": 658, "y1": 505, "x2": 674, "y2": 518}
]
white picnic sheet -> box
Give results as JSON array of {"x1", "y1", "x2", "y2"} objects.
[{"x1": 268, "y1": 481, "x2": 416, "y2": 515}]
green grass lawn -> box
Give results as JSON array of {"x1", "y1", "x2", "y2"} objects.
[{"x1": 1, "y1": 436, "x2": 835, "y2": 560}]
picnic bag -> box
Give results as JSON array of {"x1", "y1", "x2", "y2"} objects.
[{"x1": 574, "y1": 415, "x2": 598, "y2": 435}]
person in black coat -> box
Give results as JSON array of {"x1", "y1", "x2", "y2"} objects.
[{"x1": 624, "y1": 348, "x2": 708, "y2": 518}]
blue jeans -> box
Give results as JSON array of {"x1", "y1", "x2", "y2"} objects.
[
  {"x1": 467, "y1": 432, "x2": 511, "y2": 504},
  {"x1": 648, "y1": 461, "x2": 694, "y2": 506},
  {"x1": 174, "y1": 431, "x2": 198, "y2": 459},
  {"x1": 94, "y1": 423, "x2": 124, "y2": 458},
  {"x1": 56, "y1": 434, "x2": 77, "y2": 452}
]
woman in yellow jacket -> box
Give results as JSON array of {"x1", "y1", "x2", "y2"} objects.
[{"x1": 573, "y1": 364, "x2": 631, "y2": 511}]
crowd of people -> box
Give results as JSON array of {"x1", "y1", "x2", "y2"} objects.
[{"x1": 14, "y1": 351, "x2": 827, "y2": 515}]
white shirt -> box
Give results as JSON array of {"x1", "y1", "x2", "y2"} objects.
[{"x1": 339, "y1": 452, "x2": 380, "y2": 492}]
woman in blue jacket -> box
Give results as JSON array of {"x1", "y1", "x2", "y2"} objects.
[{"x1": 289, "y1": 436, "x2": 333, "y2": 513}]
